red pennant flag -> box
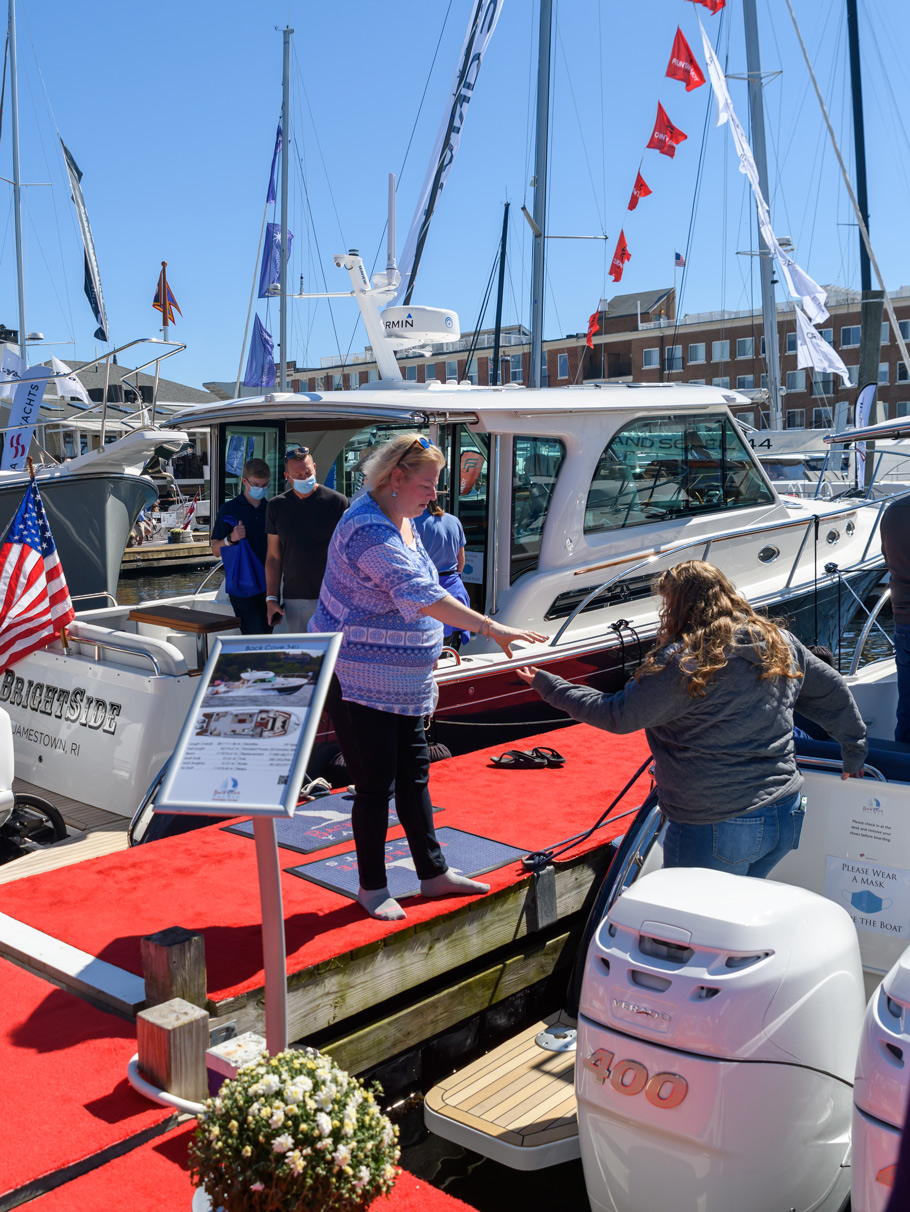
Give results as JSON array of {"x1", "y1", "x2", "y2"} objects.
[
  {"x1": 685, "y1": 0, "x2": 725, "y2": 13},
  {"x1": 609, "y1": 230, "x2": 631, "y2": 283},
  {"x1": 646, "y1": 102, "x2": 688, "y2": 159},
  {"x1": 586, "y1": 310, "x2": 600, "y2": 350},
  {"x1": 666, "y1": 28, "x2": 705, "y2": 91},
  {"x1": 627, "y1": 170, "x2": 653, "y2": 212}
]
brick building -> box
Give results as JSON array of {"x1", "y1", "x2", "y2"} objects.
[{"x1": 248, "y1": 285, "x2": 910, "y2": 432}]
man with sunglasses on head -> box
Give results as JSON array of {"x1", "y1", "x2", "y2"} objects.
[
  {"x1": 211, "y1": 457, "x2": 272, "y2": 635},
  {"x1": 265, "y1": 445, "x2": 348, "y2": 633}
]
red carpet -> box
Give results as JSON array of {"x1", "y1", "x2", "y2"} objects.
[
  {"x1": 0, "y1": 725, "x2": 651, "y2": 1003},
  {"x1": 0, "y1": 957, "x2": 172, "y2": 1197},
  {"x1": 29, "y1": 1122, "x2": 479, "y2": 1212}
]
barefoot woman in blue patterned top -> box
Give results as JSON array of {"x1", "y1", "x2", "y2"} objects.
[{"x1": 310, "y1": 433, "x2": 547, "y2": 921}]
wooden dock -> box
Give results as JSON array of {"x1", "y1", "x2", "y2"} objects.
[{"x1": 120, "y1": 534, "x2": 217, "y2": 574}]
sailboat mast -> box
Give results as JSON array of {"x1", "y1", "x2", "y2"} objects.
[
  {"x1": 528, "y1": 0, "x2": 553, "y2": 390},
  {"x1": 8, "y1": 0, "x2": 25, "y2": 361},
  {"x1": 846, "y1": 0, "x2": 883, "y2": 441},
  {"x1": 491, "y1": 202, "x2": 510, "y2": 387},
  {"x1": 279, "y1": 26, "x2": 292, "y2": 393},
  {"x1": 742, "y1": 0, "x2": 783, "y2": 430}
]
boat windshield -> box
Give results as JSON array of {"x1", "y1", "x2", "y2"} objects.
[{"x1": 584, "y1": 414, "x2": 773, "y2": 533}]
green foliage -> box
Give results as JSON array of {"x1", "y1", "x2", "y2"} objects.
[{"x1": 189, "y1": 1047, "x2": 400, "y2": 1212}]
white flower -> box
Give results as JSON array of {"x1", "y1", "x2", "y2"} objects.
[
  {"x1": 258, "y1": 1074, "x2": 280, "y2": 1095},
  {"x1": 354, "y1": 1166, "x2": 370, "y2": 1189},
  {"x1": 332, "y1": 1143, "x2": 352, "y2": 1168},
  {"x1": 272, "y1": 1133, "x2": 294, "y2": 1154},
  {"x1": 381, "y1": 1122, "x2": 395, "y2": 1147},
  {"x1": 316, "y1": 1111, "x2": 333, "y2": 1137},
  {"x1": 286, "y1": 1149, "x2": 306, "y2": 1175},
  {"x1": 284, "y1": 1082, "x2": 306, "y2": 1104},
  {"x1": 250, "y1": 1182, "x2": 265, "y2": 1192},
  {"x1": 269, "y1": 1108, "x2": 285, "y2": 1129}
]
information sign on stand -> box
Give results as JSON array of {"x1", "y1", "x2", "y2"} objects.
[
  {"x1": 154, "y1": 633, "x2": 341, "y2": 1058},
  {"x1": 156, "y1": 633, "x2": 341, "y2": 819}
]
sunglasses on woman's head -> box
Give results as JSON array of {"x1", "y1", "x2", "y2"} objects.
[{"x1": 395, "y1": 435, "x2": 432, "y2": 468}]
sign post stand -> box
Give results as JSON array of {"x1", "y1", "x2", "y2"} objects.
[{"x1": 155, "y1": 633, "x2": 341, "y2": 1058}]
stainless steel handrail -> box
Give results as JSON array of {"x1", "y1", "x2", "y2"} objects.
[
  {"x1": 549, "y1": 495, "x2": 890, "y2": 649},
  {"x1": 70, "y1": 591, "x2": 118, "y2": 607},
  {"x1": 848, "y1": 588, "x2": 894, "y2": 675},
  {"x1": 194, "y1": 563, "x2": 225, "y2": 595},
  {"x1": 68, "y1": 636, "x2": 163, "y2": 676},
  {"x1": 797, "y1": 756, "x2": 886, "y2": 782}
]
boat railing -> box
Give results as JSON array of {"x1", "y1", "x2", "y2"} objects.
[
  {"x1": 548, "y1": 494, "x2": 893, "y2": 649},
  {"x1": 70, "y1": 591, "x2": 118, "y2": 608},
  {"x1": 194, "y1": 563, "x2": 225, "y2": 595},
  {"x1": 65, "y1": 621, "x2": 190, "y2": 677},
  {"x1": 846, "y1": 586, "x2": 894, "y2": 675}
]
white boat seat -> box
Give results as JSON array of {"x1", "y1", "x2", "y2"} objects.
[{"x1": 66, "y1": 621, "x2": 189, "y2": 677}]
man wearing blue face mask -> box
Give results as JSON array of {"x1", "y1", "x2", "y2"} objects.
[
  {"x1": 265, "y1": 445, "x2": 348, "y2": 632},
  {"x1": 212, "y1": 457, "x2": 273, "y2": 634}
]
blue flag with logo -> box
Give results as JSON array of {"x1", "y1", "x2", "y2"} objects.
[
  {"x1": 266, "y1": 123, "x2": 282, "y2": 205},
  {"x1": 243, "y1": 316, "x2": 276, "y2": 388},
  {"x1": 258, "y1": 222, "x2": 293, "y2": 299}
]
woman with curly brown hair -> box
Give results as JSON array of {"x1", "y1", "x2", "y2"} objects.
[{"x1": 517, "y1": 560, "x2": 867, "y2": 878}]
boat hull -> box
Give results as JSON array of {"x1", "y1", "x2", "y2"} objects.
[{"x1": 0, "y1": 472, "x2": 156, "y2": 605}]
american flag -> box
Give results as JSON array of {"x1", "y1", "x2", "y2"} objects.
[
  {"x1": 0, "y1": 479, "x2": 74, "y2": 672},
  {"x1": 675, "y1": 250, "x2": 687, "y2": 268}
]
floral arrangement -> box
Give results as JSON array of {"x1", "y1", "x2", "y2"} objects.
[{"x1": 189, "y1": 1047, "x2": 400, "y2": 1212}]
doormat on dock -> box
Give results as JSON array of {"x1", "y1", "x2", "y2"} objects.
[
  {"x1": 286, "y1": 827, "x2": 526, "y2": 901},
  {"x1": 222, "y1": 792, "x2": 444, "y2": 855}
]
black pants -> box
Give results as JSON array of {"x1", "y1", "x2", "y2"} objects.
[
  {"x1": 228, "y1": 593, "x2": 272, "y2": 636},
  {"x1": 326, "y1": 678, "x2": 447, "y2": 890}
]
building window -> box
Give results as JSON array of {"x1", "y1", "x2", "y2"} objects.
[
  {"x1": 463, "y1": 363, "x2": 478, "y2": 385},
  {"x1": 665, "y1": 345, "x2": 683, "y2": 372},
  {"x1": 557, "y1": 352, "x2": 568, "y2": 379},
  {"x1": 819, "y1": 328, "x2": 833, "y2": 345},
  {"x1": 687, "y1": 378, "x2": 706, "y2": 385},
  {"x1": 759, "y1": 336, "x2": 766, "y2": 357},
  {"x1": 786, "y1": 409, "x2": 806, "y2": 427},
  {"x1": 786, "y1": 370, "x2": 806, "y2": 392},
  {"x1": 712, "y1": 339, "x2": 730, "y2": 362},
  {"x1": 760, "y1": 374, "x2": 768, "y2": 389},
  {"x1": 642, "y1": 347, "x2": 659, "y2": 369},
  {"x1": 510, "y1": 353, "x2": 523, "y2": 383},
  {"x1": 368, "y1": 368, "x2": 379, "y2": 382},
  {"x1": 812, "y1": 372, "x2": 834, "y2": 396},
  {"x1": 405, "y1": 363, "x2": 417, "y2": 380},
  {"x1": 813, "y1": 406, "x2": 834, "y2": 427},
  {"x1": 446, "y1": 360, "x2": 459, "y2": 381},
  {"x1": 736, "y1": 337, "x2": 754, "y2": 359},
  {"x1": 541, "y1": 361, "x2": 548, "y2": 387},
  {"x1": 333, "y1": 373, "x2": 343, "y2": 390},
  {"x1": 713, "y1": 376, "x2": 730, "y2": 389},
  {"x1": 841, "y1": 326, "x2": 861, "y2": 348},
  {"x1": 786, "y1": 331, "x2": 797, "y2": 355},
  {"x1": 736, "y1": 375, "x2": 754, "y2": 390},
  {"x1": 847, "y1": 365, "x2": 859, "y2": 387},
  {"x1": 688, "y1": 342, "x2": 705, "y2": 364},
  {"x1": 882, "y1": 321, "x2": 890, "y2": 343},
  {"x1": 314, "y1": 375, "x2": 325, "y2": 391},
  {"x1": 899, "y1": 362, "x2": 909, "y2": 383},
  {"x1": 736, "y1": 411, "x2": 755, "y2": 428},
  {"x1": 900, "y1": 320, "x2": 910, "y2": 341},
  {"x1": 897, "y1": 401, "x2": 910, "y2": 417},
  {"x1": 879, "y1": 363, "x2": 890, "y2": 385}
]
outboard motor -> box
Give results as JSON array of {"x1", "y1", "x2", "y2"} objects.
[
  {"x1": 852, "y1": 945, "x2": 910, "y2": 1211},
  {"x1": 576, "y1": 868, "x2": 865, "y2": 1212}
]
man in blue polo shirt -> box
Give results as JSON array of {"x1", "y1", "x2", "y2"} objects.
[{"x1": 211, "y1": 457, "x2": 272, "y2": 634}]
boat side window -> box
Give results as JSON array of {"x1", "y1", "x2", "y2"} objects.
[
  {"x1": 511, "y1": 436, "x2": 566, "y2": 583},
  {"x1": 584, "y1": 414, "x2": 773, "y2": 534}
]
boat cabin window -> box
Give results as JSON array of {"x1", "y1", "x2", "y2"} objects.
[
  {"x1": 584, "y1": 414, "x2": 773, "y2": 534},
  {"x1": 511, "y1": 437, "x2": 566, "y2": 583},
  {"x1": 220, "y1": 426, "x2": 284, "y2": 505}
]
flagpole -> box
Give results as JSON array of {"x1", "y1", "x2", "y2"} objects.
[
  {"x1": 8, "y1": 0, "x2": 26, "y2": 361},
  {"x1": 160, "y1": 262, "x2": 169, "y2": 343},
  {"x1": 279, "y1": 28, "x2": 292, "y2": 394}
]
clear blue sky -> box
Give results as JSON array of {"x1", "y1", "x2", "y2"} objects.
[{"x1": 2, "y1": 0, "x2": 908, "y2": 391}]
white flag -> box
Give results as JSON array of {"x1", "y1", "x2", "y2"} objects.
[
  {"x1": 795, "y1": 307, "x2": 850, "y2": 386},
  {"x1": 49, "y1": 357, "x2": 92, "y2": 408},
  {"x1": 0, "y1": 366, "x2": 53, "y2": 471},
  {"x1": 852, "y1": 382, "x2": 878, "y2": 488},
  {"x1": 390, "y1": 0, "x2": 503, "y2": 307},
  {"x1": 0, "y1": 347, "x2": 27, "y2": 401},
  {"x1": 699, "y1": 20, "x2": 829, "y2": 324}
]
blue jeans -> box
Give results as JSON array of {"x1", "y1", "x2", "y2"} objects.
[
  {"x1": 663, "y1": 790, "x2": 805, "y2": 879},
  {"x1": 894, "y1": 623, "x2": 910, "y2": 743}
]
